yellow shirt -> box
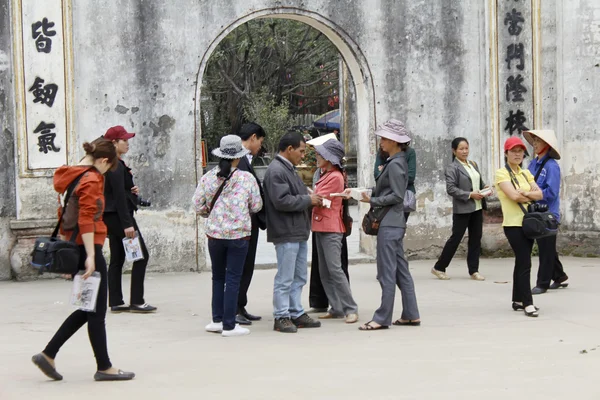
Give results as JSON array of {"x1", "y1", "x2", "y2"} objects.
[
  {"x1": 459, "y1": 160, "x2": 482, "y2": 211},
  {"x1": 495, "y1": 167, "x2": 535, "y2": 227}
]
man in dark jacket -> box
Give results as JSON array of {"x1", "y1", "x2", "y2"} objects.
[
  {"x1": 263, "y1": 132, "x2": 323, "y2": 333},
  {"x1": 234, "y1": 123, "x2": 267, "y2": 325}
]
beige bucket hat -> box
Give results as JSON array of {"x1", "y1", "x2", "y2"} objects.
[{"x1": 523, "y1": 130, "x2": 561, "y2": 160}]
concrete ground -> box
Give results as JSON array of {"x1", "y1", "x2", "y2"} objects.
[
  {"x1": 204, "y1": 204, "x2": 372, "y2": 267},
  {"x1": 1, "y1": 256, "x2": 599, "y2": 400}
]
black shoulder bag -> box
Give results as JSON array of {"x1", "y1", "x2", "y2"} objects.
[
  {"x1": 199, "y1": 170, "x2": 235, "y2": 218},
  {"x1": 31, "y1": 170, "x2": 90, "y2": 274},
  {"x1": 506, "y1": 165, "x2": 558, "y2": 239},
  {"x1": 362, "y1": 162, "x2": 392, "y2": 236}
]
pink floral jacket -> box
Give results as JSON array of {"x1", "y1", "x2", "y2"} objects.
[
  {"x1": 192, "y1": 168, "x2": 263, "y2": 239},
  {"x1": 312, "y1": 169, "x2": 345, "y2": 233}
]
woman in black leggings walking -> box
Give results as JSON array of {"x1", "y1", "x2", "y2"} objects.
[{"x1": 32, "y1": 140, "x2": 135, "y2": 381}]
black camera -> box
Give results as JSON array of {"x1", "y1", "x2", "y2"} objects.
[
  {"x1": 137, "y1": 197, "x2": 152, "y2": 207},
  {"x1": 527, "y1": 203, "x2": 548, "y2": 213}
]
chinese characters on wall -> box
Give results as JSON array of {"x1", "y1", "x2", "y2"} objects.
[
  {"x1": 499, "y1": 0, "x2": 533, "y2": 138},
  {"x1": 22, "y1": 1, "x2": 67, "y2": 169}
]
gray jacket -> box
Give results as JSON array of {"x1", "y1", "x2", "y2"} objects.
[
  {"x1": 263, "y1": 156, "x2": 312, "y2": 243},
  {"x1": 445, "y1": 159, "x2": 487, "y2": 214},
  {"x1": 371, "y1": 152, "x2": 408, "y2": 228}
]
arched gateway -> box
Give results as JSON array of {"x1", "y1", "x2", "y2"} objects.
[{"x1": 193, "y1": 8, "x2": 379, "y2": 270}]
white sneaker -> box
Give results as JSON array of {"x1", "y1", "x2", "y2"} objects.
[
  {"x1": 205, "y1": 321, "x2": 223, "y2": 333},
  {"x1": 221, "y1": 324, "x2": 250, "y2": 337}
]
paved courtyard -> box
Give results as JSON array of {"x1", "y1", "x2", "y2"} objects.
[{"x1": 2, "y1": 256, "x2": 599, "y2": 400}]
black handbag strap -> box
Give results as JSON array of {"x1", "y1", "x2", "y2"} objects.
[
  {"x1": 505, "y1": 165, "x2": 530, "y2": 216},
  {"x1": 52, "y1": 168, "x2": 92, "y2": 240},
  {"x1": 207, "y1": 170, "x2": 236, "y2": 216},
  {"x1": 533, "y1": 157, "x2": 551, "y2": 182}
]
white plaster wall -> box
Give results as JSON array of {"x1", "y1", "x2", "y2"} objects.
[
  {"x1": 66, "y1": 0, "x2": 498, "y2": 268},
  {"x1": 10, "y1": 0, "x2": 599, "y2": 276},
  {"x1": 555, "y1": 0, "x2": 600, "y2": 231}
]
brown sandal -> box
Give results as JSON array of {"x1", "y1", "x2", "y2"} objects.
[{"x1": 358, "y1": 320, "x2": 388, "y2": 331}]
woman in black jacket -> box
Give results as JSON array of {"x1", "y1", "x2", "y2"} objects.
[{"x1": 103, "y1": 126, "x2": 156, "y2": 313}]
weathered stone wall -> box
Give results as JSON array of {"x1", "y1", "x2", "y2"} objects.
[
  {"x1": 66, "y1": 0, "x2": 494, "y2": 267},
  {"x1": 539, "y1": 0, "x2": 600, "y2": 256},
  {"x1": 5, "y1": 0, "x2": 600, "y2": 279},
  {"x1": 0, "y1": 0, "x2": 17, "y2": 280}
]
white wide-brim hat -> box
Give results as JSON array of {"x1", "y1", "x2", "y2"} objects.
[
  {"x1": 306, "y1": 133, "x2": 337, "y2": 146},
  {"x1": 523, "y1": 130, "x2": 561, "y2": 160},
  {"x1": 211, "y1": 134, "x2": 250, "y2": 159},
  {"x1": 374, "y1": 119, "x2": 411, "y2": 144}
]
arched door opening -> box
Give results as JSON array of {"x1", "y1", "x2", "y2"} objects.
[{"x1": 194, "y1": 8, "x2": 376, "y2": 270}]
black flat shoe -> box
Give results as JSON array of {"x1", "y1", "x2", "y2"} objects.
[
  {"x1": 550, "y1": 277, "x2": 569, "y2": 289},
  {"x1": 239, "y1": 308, "x2": 262, "y2": 321},
  {"x1": 32, "y1": 353, "x2": 62, "y2": 381},
  {"x1": 393, "y1": 319, "x2": 421, "y2": 326},
  {"x1": 531, "y1": 287, "x2": 548, "y2": 295},
  {"x1": 235, "y1": 314, "x2": 252, "y2": 325},
  {"x1": 110, "y1": 305, "x2": 130, "y2": 313},
  {"x1": 512, "y1": 302, "x2": 539, "y2": 312},
  {"x1": 94, "y1": 369, "x2": 135, "y2": 381},
  {"x1": 129, "y1": 304, "x2": 157, "y2": 313}
]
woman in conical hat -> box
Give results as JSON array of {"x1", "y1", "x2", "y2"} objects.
[{"x1": 523, "y1": 130, "x2": 569, "y2": 294}]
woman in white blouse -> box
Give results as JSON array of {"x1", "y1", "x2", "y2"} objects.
[{"x1": 431, "y1": 137, "x2": 491, "y2": 281}]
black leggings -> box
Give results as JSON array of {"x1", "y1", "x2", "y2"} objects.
[
  {"x1": 43, "y1": 244, "x2": 111, "y2": 371},
  {"x1": 504, "y1": 227, "x2": 534, "y2": 307}
]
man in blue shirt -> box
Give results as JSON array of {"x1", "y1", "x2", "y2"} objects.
[{"x1": 524, "y1": 130, "x2": 569, "y2": 294}]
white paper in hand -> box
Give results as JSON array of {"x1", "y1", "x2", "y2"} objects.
[
  {"x1": 70, "y1": 271, "x2": 101, "y2": 312},
  {"x1": 123, "y1": 233, "x2": 144, "y2": 262},
  {"x1": 330, "y1": 188, "x2": 370, "y2": 201}
]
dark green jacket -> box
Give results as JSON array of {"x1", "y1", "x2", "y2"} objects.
[{"x1": 374, "y1": 147, "x2": 416, "y2": 193}]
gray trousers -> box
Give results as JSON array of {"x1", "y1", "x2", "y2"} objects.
[
  {"x1": 373, "y1": 226, "x2": 419, "y2": 326},
  {"x1": 314, "y1": 232, "x2": 358, "y2": 315}
]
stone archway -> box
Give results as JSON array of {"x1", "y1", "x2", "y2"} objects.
[{"x1": 193, "y1": 7, "x2": 378, "y2": 270}]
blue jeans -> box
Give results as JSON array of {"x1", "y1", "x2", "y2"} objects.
[
  {"x1": 208, "y1": 238, "x2": 249, "y2": 331},
  {"x1": 273, "y1": 241, "x2": 308, "y2": 319}
]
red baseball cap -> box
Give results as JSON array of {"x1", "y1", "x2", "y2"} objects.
[
  {"x1": 104, "y1": 125, "x2": 135, "y2": 141},
  {"x1": 504, "y1": 136, "x2": 527, "y2": 151}
]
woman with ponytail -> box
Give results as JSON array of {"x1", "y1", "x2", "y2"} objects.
[
  {"x1": 193, "y1": 135, "x2": 263, "y2": 337},
  {"x1": 32, "y1": 139, "x2": 135, "y2": 382}
]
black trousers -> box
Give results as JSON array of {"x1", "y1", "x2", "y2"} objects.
[
  {"x1": 536, "y1": 234, "x2": 567, "y2": 289},
  {"x1": 504, "y1": 227, "x2": 534, "y2": 307},
  {"x1": 237, "y1": 223, "x2": 259, "y2": 311},
  {"x1": 309, "y1": 233, "x2": 349, "y2": 309},
  {"x1": 44, "y1": 244, "x2": 112, "y2": 371},
  {"x1": 104, "y1": 212, "x2": 149, "y2": 307},
  {"x1": 434, "y1": 210, "x2": 483, "y2": 275}
]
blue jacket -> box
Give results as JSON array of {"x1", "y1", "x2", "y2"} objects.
[{"x1": 528, "y1": 155, "x2": 561, "y2": 222}]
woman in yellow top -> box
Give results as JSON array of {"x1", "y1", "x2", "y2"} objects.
[{"x1": 495, "y1": 137, "x2": 543, "y2": 317}]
